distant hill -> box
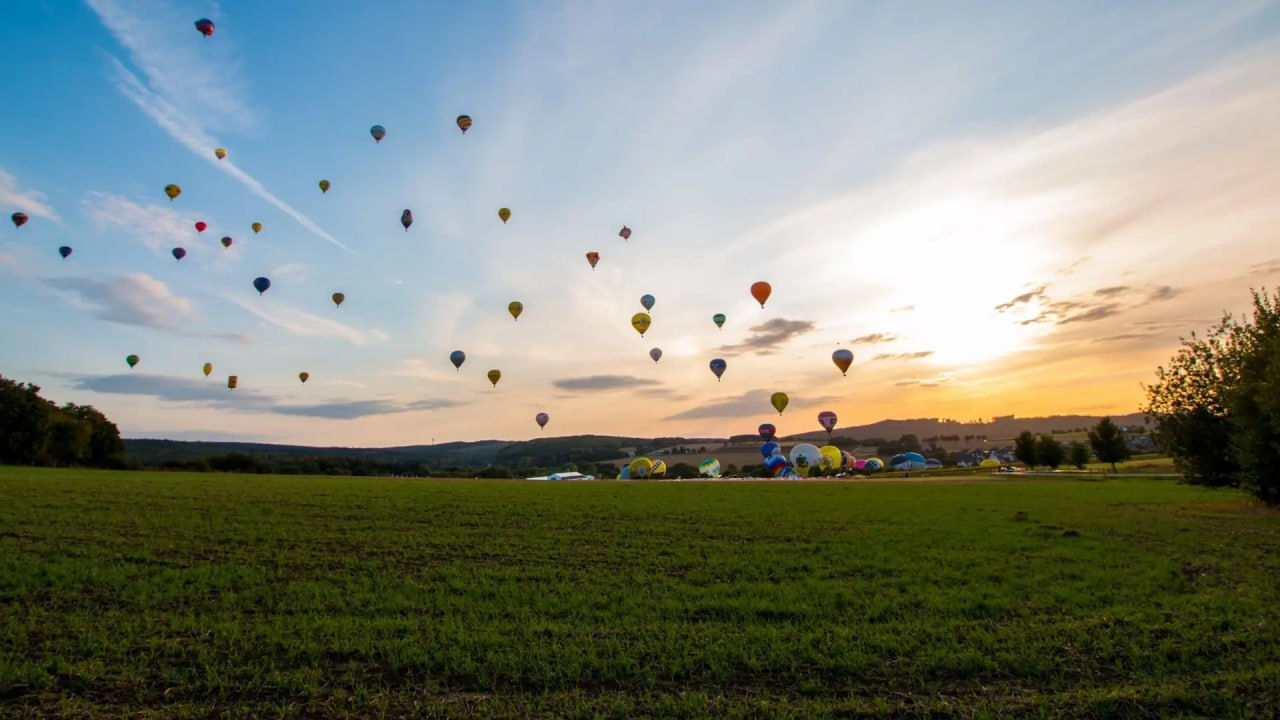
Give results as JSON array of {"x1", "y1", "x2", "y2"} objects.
[{"x1": 780, "y1": 413, "x2": 1149, "y2": 444}]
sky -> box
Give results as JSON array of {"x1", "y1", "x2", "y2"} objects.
[{"x1": 1, "y1": 0, "x2": 1278, "y2": 446}]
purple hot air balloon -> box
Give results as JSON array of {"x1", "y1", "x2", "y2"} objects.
[
  {"x1": 171, "y1": 247, "x2": 187, "y2": 261},
  {"x1": 58, "y1": 246, "x2": 72, "y2": 259},
  {"x1": 253, "y1": 276, "x2": 271, "y2": 295},
  {"x1": 401, "y1": 209, "x2": 413, "y2": 231},
  {"x1": 818, "y1": 410, "x2": 838, "y2": 436},
  {"x1": 709, "y1": 358, "x2": 727, "y2": 381},
  {"x1": 535, "y1": 412, "x2": 549, "y2": 430}
]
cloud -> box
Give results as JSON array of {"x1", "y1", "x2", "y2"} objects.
[
  {"x1": 718, "y1": 318, "x2": 815, "y2": 355},
  {"x1": 71, "y1": 374, "x2": 460, "y2": 419},
  {"x1": 82, "y1": 191, "x2": 204, "y2": 255},
  {"x1": 889, "y1": 305, "x2": 915, "y2": 313},
  {"x1": 665, "y1": 390, "x2": 838, "y2": 421},
  {"x1": 873, "y1": 351, "x2": 935, "y2": 361},
  {"x1": 1147, "y1": 285, "x2": 1182, "y2": 302},
  {"x1": 1094, "y1": 286, "x2": 1130, "y2": 297},
  {"x1": 994, "y1": 286, "x2": 1048, "y2": 312},
  {"x1": 214, "y1": 332, "x2": 253, "y2": 345},
  {"x1": 45, "y1": 273, "x2": 197, "y2": 331},
  {"x1": 849, "y1": 332, "x2": 898, "y2": 345},
  {"x1": 1057, "y1": 303, "x2": 1123, "y2": 325},
  {"x1": 552, "y1": 375, "x2": 662, "y2": 392},
  {"x1": 0, "y1": 170, "x2": 59, "y2": 222},
  {"x1": 1250, "y1": 259, "x2": 1280, "y2": 276},
  {"x1": 227, "y1": 295, "x2": 387, "y2": 346}
]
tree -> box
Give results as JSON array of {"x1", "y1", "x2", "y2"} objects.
[
  {"x1": 1088, "y1": 417, "x2": 1131, "y2": 473},
  {"x1": 1014, "y1": 431, "x2": 1037, "y2": 467},
  {"x1": 1219, "y1": 290, "x2": 1280, "y2": 505},
  {"x1": 62, "y1": 403, "x2": 124, "y2": 465},
  {"x1": 45, "y1": 413, "x2": 90, "y2": 467},
  {"x1": 1068, "y1": 442, "x2": 1091, "y2": 470},
  {"x1": 1035, "y1": 435, "x2": 1064, "y2": 469},
  {"x1": 0, "y1": 375, "x2": 52, "y2": 465}
]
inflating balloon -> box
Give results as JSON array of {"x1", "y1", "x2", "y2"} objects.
[
  {"x1": 535, "y1": 412, "x2": 549, "y2": 429},
  {"x1": 819, "y1": 445, "x2": 842, "y2": 471},
  {"x1": 487, "y1": 369, "x2": 501, "y2": 387},
  {"x1": 299, "y1": 372, "x2": 310, "y2": 384},
  {"x1": 318, "y1": 179, "x2": 330, "y2": 194},
  {"x1": 713, "y1": 313, "x2": 726, "y2": 329},
  {"x1": 640, "y1": 294, "x2": 655, "y2": 312},
  {"x1": 709, "y1": 358, "x2": 727, "y2": 381},
  {"x1": 401, "y1": 209, "x2": 413, "y2": 231},
  {"x1": 253, "y1": 277, "x2": 271, "y2": 295},
  {"x1": 194, "y1": 18, "x2": 214, "y2": 37},
  {"x1": 126, "y1": 354, "x2": 139, "y2": 369},
  {"x1": 631, "y1": 312, "x2": 651, "y2": 337},
  {"x1": 698, "y1": 458, "x2": 721, "y2": 478},
  {"x1": 619, "y1": 226, "x2": 632, "y2": 240},
  {"x1": 585, "y1": 251, "x2": 599, "y2": 269},
  {"x1": 370, "y1": 125, "x2": 386, "y2": 143},
  {"x1": 11, "y1": 212, "x2": 28, "y2": 228},
  {"x1": 651, "y1": 459, "x2": 667, "y2": 477},
  {"x1": 758, "y1": 423, "x2": 776, "y2": 441},
  {"x1": 629, "y1": 457, "x2": 654, "y2": 479},
  {"x1": 202, "y1": 362, "x2": 212, "y2": 377},
  {"x1": 760, "y1": 441, "x2": 781, "y2": 459},
  {"x1": 818, "y1": 410, "x2": 838, "y2": 436},
  {"x1": 164, "y1": 184, "x2": 181, "y2": 201},
  {"x1": 764, "y1": 454, "x2": 790, "y2": 477},
  {"x1": 770, "y1": 391, "x2": 789, "y2": 415},
  {"x1": 331, "y1": 292, "x2": 345, "y2": 308},
  {"x1": 649, "y1": 347, "x2": 662, "y2": 363},
  {"x1": 498, "y1": 207, "x2": 511, "y2": 223},
  {"x1": 789, "y1": 443, "x2": 822, "y2": 476},
  {"x1": 227, "y1": 375, "x2": 238, "y2": 390},
  {"x1": 171, "y1": 247, "x2": 187, "y2": 261},
  {"x1": 251, "y1": 222, "x2": 262, "y2": 234},
  {"x1": 58, "y1": 246, "x2": 72, "y2": 259},
  {"x1": 508, "y1": 301, "x2": 523, "y2": 320},
  {"x1": 194, "y1": 221, "x2": 207, "y2": 233},
  {"x1": 456, "y1": 115, "x2": 472, "y2": 134},
  {"x1": 832, "y1": 349, "x2": 854, "y2": 376},
  {"x1": 221, "y1": 236, "x2": 233, "y2": 248},
  {"x1": 449, "y1": 350, "x2": 466, "y2": 370},
  {"x1": 214, "y1": 148, "x2": 227, "y2": 160},
  {"x1": 751, "y1": 281, "x2": 772, "y2": 308}
]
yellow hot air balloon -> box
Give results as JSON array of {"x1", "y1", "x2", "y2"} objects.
[
  {"x1": 508, "y1": 301, "x2": 523, "y2": 320},
  {"x1": 164, "y1": 184, "x2": 181, "y2": 201},
  {"x1": 214, "y1": 148, "x2": 227, "y2": 160},
  {"x1": 318, "y1": 179, "x2": 330, "y2": 194},
  {"x1": 251, "y1": 222, "x2": 263, "y2": 234},
  {"x1": 631, "y1": 312, "x2": 652, "y2": 337},
  {"x1": 332, "y1": 292, "x2": 345, "y2": 308},
  {"x1": 628, "y1": 457, "x2": 654, "y2": 479},
  {"x1": 456, "y1": 115, "x2": 472, "y2": 133},
  {"x1": 227, "y1": 375, "x2": 238, "y2": 389},
  {"x1": 770, "y1": 391, "x2": 789, "y2": 415},
  {"x1": 498, "y1": 207, "x2": 511, "y2": 223},
  {"x1": 487, "y1": 369, "x2": 501, "y2": 387},
  {"x1": 202, "y1": 362, "x2": 213, "y2": 377},
  {"x1": 299, "y1": 372, "x2": 310, "y2": 383}
]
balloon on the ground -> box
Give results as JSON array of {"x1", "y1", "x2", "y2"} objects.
[
  {"x1": 629, "y1": 457, "x2": 654, "y2": 479},
  {"x1": 841, "y1": 451, "x2": 856, "y2": 469},
  {"x1": 651, "y1": 459, "x2": 667, "y2": 477},
  {"x1": 764, "y1": 454, "x2": 788, "y2": 476},
  {"x1": 251, "y1": 222, "x2": 262, "y2": 234},
  {"x1": 194, "y1": 221, "x2": 207, "y2": 233},
  {"x1": 298, "y1": 372, "x2": 310, "y2": 383},
  {"x1": 370, "y1": 125, "x2": 386, "y2": 142},
  {"x1": 698, "y1": 458, "x2": 721, "y2": 478},
  {"x1": 760, "y1": 441, "x2": 780, "y2": 459},
  {"x1": 770, "y1": 392, "x2": 789, "y2": 414},
  {"x1": 925, "y1": 459, "x2": 943, "y2": 469},
  {"x1": 331, "y1": 292, "x2": 345, "y2": 307},
  {"x1": 401, "y1": 209, "x2": 413, "y2": 231},
  {"x1": 164, "y1": 184, "x2": 181, "y2": 201},
  {"x1": 631, "y1": 312, "x2": 651, "y2": 336},
  {"x1": 586, "y1": 251, "x2": 599, "y2": 269},
  {"x1": 508, "y1": 301, "x2": 523, "y2": 320},
  {"x1": 649, "y1": 347, "x2": 662, "y2": 363},
  {"x1": 214, "y1": 148, "x2": 227, "y2": 160},
  {"x1": 11, "y1": 212, "x2": 28, "y2": 228},
  {"x1": 449, "y1": 350, "x2": 466, "y2": 370},
  {"x1": 864, "y1": 457, "x2": 884, "y2": 472},
  {"x1": 758, "y1": 423, "x2": 776, "y2": 440},
  {"x1": 58, "y1": 246, "x2": 72, "y2": 259},
  {"x1": 832, "y1": 349, "x2": 854, "y2": 376},
  {"x1": 713, "y1": 313, "x2": 726, "y2": 329},
  {"x1": 904, "y1": 452, "x2": 927, "y2": 470},
  {"x1": 980, "y1": 458, "x2": 1000, "y2": 467},
  {"x1": 619, "y1": 466, "x2": 631, "y2": 480},
  {"x1": 487, "y1": 369, "x2": 501, "y2": 387},
  {"x1": 854, "y1": 458, "x2": 867, "y2": 471},
  {"x1": 253, "y1": 277, "x2": 271, "y2": 295},
  {"x1": 619, "y1": 225, "x2": 631, "y2": 240},
  {"x1": 194, "y1": 18, "x2": 214, "y2": 36},
  {"x1": 709, "y1": 358, "x2": 727, "y2": 381},
  {"x1": 640, "y1": 294, "x2": 655, "y2": 312},
  {"x1": 456, "y1": 115, "x2": 472, "y2": 133},
  {"x1": 750, "y1": 281, "x2": 772, "y2": 308},
  {"x1": 498, "y1": 207, "x2": 511, "y2": 223},
  {"x1": 126, "y1": 354, "x2": 139, "y2": 369},
  {"x1": 171, "y1": 247, "x2": 187, "y2": 261},
  {"x1": 318, "y1": 179, "x2": 330, "y2": 194},
  {"x1": 818, "y1": 410, "x2": 837, "y2": 435},
  {"x1": 789, "y1": 443, "x2": 822, "y2": 476},
  {"x1": 221, "y1": 236, "x2": 233, "y2": 248},
  {"x1": 819, "y1": 445, "x2": 842, "y2": 471},
  {"x1": 202, "y1": 362, "x2": 212, "y2": 377},
  {"x1": 535, "y1": 412, "x2": 549, "y2": 429}
]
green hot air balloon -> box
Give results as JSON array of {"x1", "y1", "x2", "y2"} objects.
[
  {"x1": 713, "y1": 313, "x2": 726, "y2": 329},
  {"x1": 126, "y1": 354, "x2": 140, "y2": 369}
]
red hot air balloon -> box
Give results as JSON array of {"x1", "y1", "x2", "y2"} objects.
[
  {"x1": 194, "y1": 18, "x2": 214, "y2": 37},
  {"x1": 750, "y1": 281, "x2": 772, "y2": 308},
  {"x1": 221, "y1": 236, "x2": 233, "y2": 248},
  {"x1": 619, "y1": 225, "x2": 632, "y2": 240},
  {"x1": 585, "y1": 251, "x2": 599, "y2": 269},
  {"x1": 11, "y1": 212, "x2": 28, "y2": 228},
  {"x1": 758, "y1": 423, "x2": 776, "y2": 441},
  {"x1": 172, "y1": 247, "x2": 187, "y2": 261},
  {"x1": 194, "y1": 221, "x2": 207, "y2": 233}
]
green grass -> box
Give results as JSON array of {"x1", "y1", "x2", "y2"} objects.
[{"x1": 2, "y1": 468, "x2": 1278, "y2": 718}]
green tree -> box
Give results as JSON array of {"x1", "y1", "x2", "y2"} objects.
[
  {"x1": 0, "y1": 375, "x2": 53, "y2": 465},
  {"x1": 1014, "y1": 431, "x2": 1037, "y2": 467},
  {"x1": 1068, "y1": 442, "x2": 1091, "y2": 470},
  {"x1": 62, "y1": 403, "x2": 124, "y2": 466},
  {"x1": 1219, "y1": 290, "x2": 1280, "y2": 504},
  {"x1": 1035, "y1": 435, "x2": 1065, "y2": 469},
  {"x1": 44, "y1": 412, "x2": 90, "y2": 467},
  {"x1": 1088, "y1": 418, "x2": 1131, "y2": 473}
]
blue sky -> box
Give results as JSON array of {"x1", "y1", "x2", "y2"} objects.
[{"x1": 1, "y1": 1, "x2": 1278, "y2": 445}]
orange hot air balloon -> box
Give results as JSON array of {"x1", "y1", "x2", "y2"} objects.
[
  {"x1": 214, "y1": 148, "x2": 227, "y2": 160},
  {"x1": 332, "y1": 292, "x2": 345, "y2": 308},
  {"x1": 299, "y1": 372, "x2": 310, "y2": 383},
  {"x1": 456, "y1": 115, "x2": 472, "y2": 133},
  {"x1": 251, "y1": 222, "x2": 262, "y2": 234},
  {"x1": 750, "y1": 281, "x2": 772, "y2": 308},
  {"x1": 585, "y1": 251, "x2": 599, "y2": 269}
]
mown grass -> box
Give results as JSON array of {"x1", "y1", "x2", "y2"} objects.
[{"x1": 1, "y1": 467, "x2": 1278, "y2": 718}]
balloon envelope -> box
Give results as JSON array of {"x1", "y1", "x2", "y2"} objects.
[
  {"x1": 649, "y1": 347, "x2": 662, "y2": 363},
  {"x1": 456, "y1": 115, "x2": 472, "y2": 133},
  {"x1": 640, "y1": 294, "x2": 655, "y2": 311},
  {"x1": 332, "y1": 292, "x2": 345, "y2": 307},
  {"x1": 713, "y1": 313, "x2": 726, "y2": 329},
  {"x1": 221, "y1": 236, "x2": 233, "y2": 248},
  {"x1": 619, "y1": 226, "x2": 632, "y2": 240},
  {"x1": 818, "y1": 410, "x2": 838, "y2": 434},
  {"x1": 253, "y1": 277, "x2": 271, "y2": 294},
  {"x1": 401, "y1": 209, "x2": 413, "y2": 230},
  {"x1": 709, "y1": 358, "x2": 727, "y2": 381},
  {"x1": 299, "y1": 372, "x2": 310, "y2": 383},
  {"x1": 508, "y1": 301, "x2": 523, "y2": 320},
  {"x1": 58, "y1": 246, "x2": 72, "y2": 259},
  {"x1": 251, "y1": 222, "x2": 262, "y2": 234},
  {"x1": 164, "y1": 184, "x2": 181, "y2": 201},
  {"x1": 171, "y1": 247, "x2": 187, "y2": 261},
  {"x1": 758, "y1": 423, "x2": 776, "y2": 440},
  {"x1": 770, "y1": 392, "x2": 789, "y2": 414},
  {"x1": 319, "y1": 180, "x2": 330, "y2": 193},
  {"x1": 194, "y1": 221, "x2": 207, "y2": 233},
  {"x1": 449, "y1": 350, "x2": 466, "y2": 370},
  {"x1": 11, "y1": 212, "x2": 28, "y2": 228},
  {"x1": 535, "y1": 412, "x2": 549, "y2": 429},
  {"x1": 651, "y1": 459, "x2": 667, "y2": 477},
  {"x1": 194, "y1": 18, "x2": 214, "y2": 36},
  {"x1": 832, "y1": 349, "x2": 854, "y2": 375},
  {"x1": 585, "y1": 251, "x2": 599, "y2": 269},
  {"x1": 370, "y1": 125, "x2": 386, "y2": 142},
  {"x1": 698, "y1": 458, "x2": 721, "y2": 478},
  {"x1": 202, "y1": 362, "x2": 212, "y2": 377},
  {"x1": 750, "y1": 281, "x2": 772, "y2": 308},
  {"x1": 629, "y1": 457, "x2": 654, "y2": 479},
  {"x1": 789, "y1": 444, "x2": 822, "y2": 476},
  {"x1": 865, "y1": 457, "x2": 884, "y2": 472},
  {"x1": 126, "y1": 354, "x2": 139, "y2": 368},
  {"x1": 227, "y1": 375, "x2": 238, "y2": 389},
  {"x1": 760, "y1": 441, "x2": 780, "y2": 459},
  {"x1": 214, "y1": 148, "x2": 226, "y2": 159},
  {"x1": 819, "y1": 445, "x2": 842, "y2": 471},
  {"x1": 498, "y1": 207, "x2": 511, "y2": 223},
  {"x1": 631, "y1": 312, "x2": 651, "y2": 336},
  {"x1": 487, "y1": 369, "x2": 501, "y2": 387}
]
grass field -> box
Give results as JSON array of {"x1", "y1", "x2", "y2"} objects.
[{"x1": 2, "y1": 468, "x2": 1278, "y2": 718}]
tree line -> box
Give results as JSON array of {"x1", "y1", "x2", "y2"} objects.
[
  {"x1": 1012, "y1": 418, "x2": 1130, "y2": 471},
  {"x1": 0, "y1": 374, "x2": 125, "y2": 468}
]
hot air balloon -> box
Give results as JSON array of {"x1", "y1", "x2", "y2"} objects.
[
  {"x1": 640, "y1": 294, "x2": 655, "y2": 312},
  {"x1": 760, "y1": 441, "x2": 781, "y2": 459},
  {"x1": 164, "y1": 184, "x2": 181, "y2": 201},
  {"x1": 713, "y1": 313, "x2": 726, "y2": 329},
  {"x1": 585, "y1": 251, "x2": 599, "y2": 269},
  {"x1": 456, "y1": 115, "x2": 472, "y2": 133},
  {"x1": 631, "y1": 312, "x2": 651, "y2": 337},
  {"x1": 171, "y1": 247, "x2": 187, "y2": 261},
  {"x1": 221, "y1": 236, "x2": 233, "y2": 248},
  {"x1": 487, "y1": 369, "x2": 501, "y2": 387},
  {"x1": 126, "y1": 354, "x2": 139, "y2": 369},
  {"x1": 508, "y1": 301, "x2": 523, "y2": 320},
  {"x1": 619, "y1": 226, "x2": 632, "y2": 240},
  {"x1": 194, "y1": 18, "x2": 214, "y2": 37},
  {"x1": 649, "y1": 347, "x2": 662, "y2": 363},
  {"x1": 214, "y1": 148, "x2": 227, "y2": 160},
  {"x1": 449, "y1": 350, "x2": 466, "y2": 370},
  {"x1": 58, "y1": 246, "x2": 72, "y2": 259},
  {"x1": 832, "y1": 349, "x2": 854, "y2": 376},
  {"x1": 299, "y1": 372, "x2": 310, "y2": 383},
  {"x1": 770, "y1": 392, "x2": 789, "y2": 415},
  {"x1": 331, "y1": 292, "x2": 345, "y2": 308},
  {"x1": 819, "y1": 445, "x2": 843, "y2": 472},
  {"x1": 751, "y1": 281, "x2": 772, "y2": 308},
  {"x1": 11, "y1": 212, "x2": 28, "y2": 228},
  {"x1": 764, "y1": 454, "x2": 789, "y2": 477},
  {"x1": 251, "y1": 222, "x2": 262, "y2": 234},
  {"x1": 651, "y1": 459, "x2": 667, "y2": 477},
  {"x1": 535, "y1": 412, "x2": 549, "y2": 430},
  {"x1": 758, "y1": 423, "x2": 776, "y2": 441},
  {"x1": 202, "y1": 362, "x2": 212, "y2": 377},
  {"x1": 401, "y1": 209, "x2": 413, "y2": 231},
  {"x1": 818, "y1": 410, "x2": 838, "y2": 436},
  {"x1": 709, "y1": 358, "x2": 727, "y2": 381},
  {"x1": 194, "y1": 221, "x2": 207, "y2": 233},
  {"x1": 370, "y1": 125, "x2": 386, "y2": 143},
  {"x1": 227, "y1": 375, "x2": 238, "y2": 389},
  {"x1": 253, "y1": 277, "x2": 271, "y2": 295},
  {"x1": 789, "y1": 444, "x2": 822, "y2": 476},
  {"x1": 698, "y1": 458, "x2": 721, "y2": 478},
  {"x1": 498, "y1": 207, "x2": 511, "y2": 223},
  {"x1": 318, "y1": 179, "x2": 330, "y2": 194}
]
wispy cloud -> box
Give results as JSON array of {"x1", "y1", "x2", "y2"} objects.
[
  {"x1": 849, "y1": 332, "x2": 898, "y2": 345},
  {"x1": 718, "y1": 318, "x2": 815, "y2": 355},
  {"x1": 82, "y1": 191, "x2": 205, "y2": 256},
  {"x1": 553, "y1": 375, "x2": 662, "y2": 392},
  {"x1": 45, "y1": 273, "x2": 197, "y2": 331},
  {"x1": 227, "y1": 295, "x2": 389, "y2": 346},
  {"x1": 873, "y1": 351, "x2": 935, "y2": 361},
  {"x1": 86, "y1": 0, "x2": 351, "y2": 253},
  {"x1": 0, "y1": 170, "x2": 59, "y2": 222},
  {"x1": 665, "y1": 390, "x2": 838, "y2": 421}
]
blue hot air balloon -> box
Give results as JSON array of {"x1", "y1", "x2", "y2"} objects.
[
  {"x1": 709, "y1": 358, "x2": 727, "y2": 381},
  {"x1": 58, "y1": 246, "x2": 72, "y2": 259},
  {"x1": 449, "y1": 350, "x2": 466, "y2": 370},
  {"x1": 760, "y1": 441, "x2": 781, "y2": 459},
  {"x1": 253, "y1": 277, "x2": 271, "y2": 295},
  {"x1": 640, "y1": 294, "x2": 655, "y2": 312}
]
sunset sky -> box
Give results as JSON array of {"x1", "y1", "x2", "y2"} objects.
[{"x1": 1, "y1": 0, "x2": 1278, "y2": 445}]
